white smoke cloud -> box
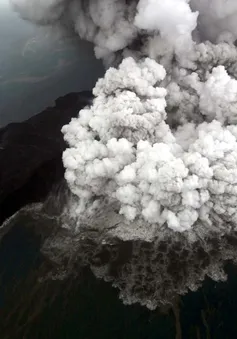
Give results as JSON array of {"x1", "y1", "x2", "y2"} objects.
[
  {"x1": 62, "y1": 57, "x2": 237, "y2": 234},
  {"x1": 191, "y1": 0, "x2": 237, "y2": 42},
  {"x1": 10, "y1": 0, "x2": 237, "y2": 63},
  {"x1": 10, "y1": 0, "x2": 237, "y2": 308},
  {"x1": 135, "y1": 0, "x2": 198, "y2": 56}
]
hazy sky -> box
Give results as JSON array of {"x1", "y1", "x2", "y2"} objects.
[
  {"x1": 0, "y1": 0, "x2": 8, "y2": 5},
  {"x1": 0, "y1": 0, "x2": 12, "y2": 8},
  {"x1": 0, "y1": 0, "x2": 104, "y2": 126}
]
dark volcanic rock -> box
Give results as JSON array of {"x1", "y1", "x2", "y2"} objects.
[{"x1": 0, "y1": 91, "x2": 92, "y2": 224}]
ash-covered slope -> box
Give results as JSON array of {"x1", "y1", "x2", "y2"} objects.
[{"x1": 0, "y1": 91, "x2": 92, "y2": 224}]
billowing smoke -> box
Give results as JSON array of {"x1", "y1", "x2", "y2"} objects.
[{"x1": 11, "y1": 0, "x2": 237, "y2": 308}]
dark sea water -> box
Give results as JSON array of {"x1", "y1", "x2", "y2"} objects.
[
  {"x1": 1, "y1": 211, "x2": 237, "y2": 339},
  {"x1": 0, "y1": 2, "x2": 104, "y2": 127}
]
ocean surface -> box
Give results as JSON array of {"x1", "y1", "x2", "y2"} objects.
[
  {"x1": 0, "y1": 0, "x2": 104, "y2": 126},
  {"x1": 1, "y1": 207, "x2": 237, "y2": 338}
]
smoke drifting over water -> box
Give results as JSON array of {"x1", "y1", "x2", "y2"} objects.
[{"x1": 10, "y1": 0, "x2": 237, "y2": 308}]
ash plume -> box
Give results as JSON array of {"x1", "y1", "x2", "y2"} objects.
[{"x1": 10, "y1": 0, "x2": 237, "y2": 308}]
